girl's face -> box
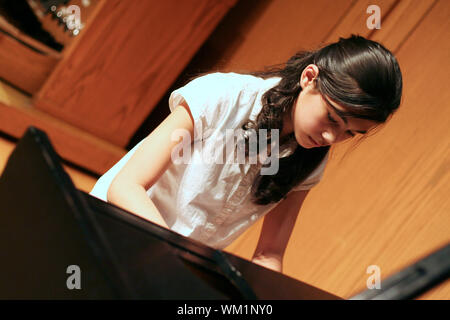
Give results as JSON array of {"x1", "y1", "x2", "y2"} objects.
[{"x1": 284, "y1": 65, "x2": 379, "y2": 148}]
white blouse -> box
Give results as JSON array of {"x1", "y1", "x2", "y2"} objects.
[{"x1": 90, "y1": 72, "x2": 328, "y2": 249}]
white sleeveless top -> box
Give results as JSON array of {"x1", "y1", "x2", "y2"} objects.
[{"x1": 90, "y1": 72, "x2": 328, "y2": 249}]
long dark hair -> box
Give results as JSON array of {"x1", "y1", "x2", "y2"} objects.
[{"x1": 243, "y1": 34, "x2": 403, "y2": 205}]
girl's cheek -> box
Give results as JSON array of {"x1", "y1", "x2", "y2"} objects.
[{"x1": 305, "y1": 115, "x2": 323, "y2": 131}]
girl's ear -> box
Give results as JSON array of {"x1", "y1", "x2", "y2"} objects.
[{"x1": 300, "y1": 64, "x2": 320, "y2": 89}]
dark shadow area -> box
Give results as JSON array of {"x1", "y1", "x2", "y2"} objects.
[{"x1": 0, "y1": 0, "x2": 64, "y2": 51}]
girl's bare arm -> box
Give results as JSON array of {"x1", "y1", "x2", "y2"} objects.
[
  {"x1": 252, "y1": 189, "x2": 309, "y2": 272},
  {"x1": 107, "y1": 101, "x2": 195, "y2": 228}
]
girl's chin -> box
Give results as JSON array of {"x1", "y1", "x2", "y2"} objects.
[{"x1": 301, "y1": 143, "x2": 316, "y2": 149}]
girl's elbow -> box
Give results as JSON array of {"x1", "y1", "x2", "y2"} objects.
[
  {"x1": 107, "y1": 177, "x2": 125, "y2": 203},
  {"x1": 106, "y1": 180, "x2": 117, "y2": 203},
  {"x1": 107, "y1": 176, "x2": 145, "y2": 203}
]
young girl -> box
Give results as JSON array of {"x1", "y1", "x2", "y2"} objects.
[{"x1": 90, "y1": 35, "x2": 402, "y2": 272}]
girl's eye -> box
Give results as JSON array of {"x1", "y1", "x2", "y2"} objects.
[
  {"x1": 328, "y1": 111, "x2": 355, "y2": 137},
  {"x1": 327, "y1": 112, "x2": 338, "y2": 124}
]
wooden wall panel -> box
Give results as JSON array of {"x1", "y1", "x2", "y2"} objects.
[
  {"x1": 370, "y1": 0, "x2": 437, "y2": 51},
  {"x1": 215, "y1": 0, "x2": 450, "y2": 299},
  {"x1": 0, "y1": 81, "x2": 125, "y2": 175},
  {"x1": 214, "y1": 0, "x2": 356, "y2": 71},
  {"x1": 33, "y1": 0, "x2": 237, "y2": 147},
  {"x1": 0, "y1": 17, "x2": 59, "y2": 94}
]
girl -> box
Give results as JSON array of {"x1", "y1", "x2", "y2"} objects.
[{"x1": 90, "y1": 35, "x2": 403, "y2": 272}]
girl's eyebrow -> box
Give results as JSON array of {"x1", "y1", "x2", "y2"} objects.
[{"x1": 323, "y1": 96, "x2": 368, "y2": 134}]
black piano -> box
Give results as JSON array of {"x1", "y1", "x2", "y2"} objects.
[{"x1": 0, "y1": 127, "x2": 341, "y2": 299}]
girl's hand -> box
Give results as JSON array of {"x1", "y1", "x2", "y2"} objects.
[{"x1": 251, "y1": 254, "x2": 282, "y2": 273}]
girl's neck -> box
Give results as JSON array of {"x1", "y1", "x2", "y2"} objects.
[{"x1": 280, "y1": 106, "x2": 294, "y2": 140}]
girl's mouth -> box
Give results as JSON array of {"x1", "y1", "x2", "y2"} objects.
[{"x1": 308, "y1": 135, "x2": 320, "y2": 147}]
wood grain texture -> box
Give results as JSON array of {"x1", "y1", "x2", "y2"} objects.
[
  {"x1": 34, "y1": 0, "x2": 237, "y2": 147},
  {"x1": 370, "y1": 0, "x2": 437, "y2": 52},
  {"x1": 220, "y1": 0, "x2": 449, "y2": 299},
  {"x1": 216, "y1": 0, "x2": 356, "y2": 71},
  {"x1": 0, "y1": 17, "x2": 59, "y2": 94},
  {"x1": 323, "y1": 0, "x2": 398, "y2": 42},
  {"x1": 0, "y1": 80, "x2": 125, "y2": 175}
]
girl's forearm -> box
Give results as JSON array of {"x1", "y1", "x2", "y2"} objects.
[{"x1": 107, "y1": 182, "x2": 169, "y2": 229}]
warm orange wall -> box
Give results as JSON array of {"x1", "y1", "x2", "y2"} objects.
[{"x1": 176, "y1": 0, "x2": 450, "y2": 299}]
